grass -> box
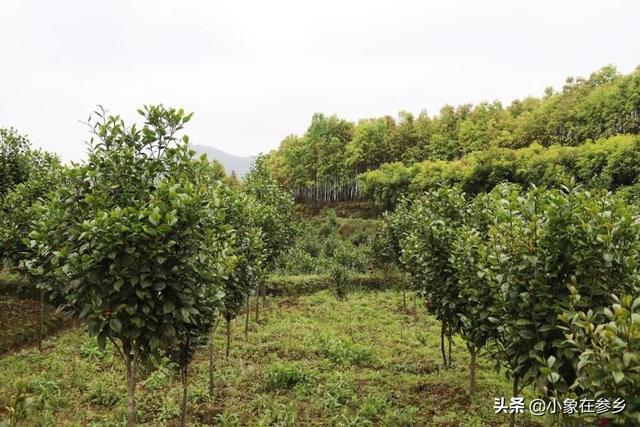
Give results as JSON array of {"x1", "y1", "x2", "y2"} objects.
[{"x1": 0, "y1": 290, "x2": 545, "y2": 426}]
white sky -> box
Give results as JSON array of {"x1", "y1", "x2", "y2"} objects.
[{"x1": 1, "y1": 0, "x2": 639, "y2": 162}]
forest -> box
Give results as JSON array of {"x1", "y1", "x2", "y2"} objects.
[
  {"x1": 266, "y1": 65, "x2": 640, "y2": 207},
  {"x1": 0, "y1": 65, "x2": 639, "y2": 426}
]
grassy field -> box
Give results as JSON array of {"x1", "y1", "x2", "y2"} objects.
[{"x1": 0, "y1": 290, "x2": 544, "y2": 426}]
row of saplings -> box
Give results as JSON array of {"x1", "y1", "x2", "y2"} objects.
[
  {"x1": 3, "y1": 106, "x2": 294, "y2": 426},
  {"x1": 377, "y1": 183, "x2": 640, "y2": 426}
]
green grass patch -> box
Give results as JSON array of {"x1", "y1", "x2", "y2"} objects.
[{"x1": 0, "y1": 290, "x2": 546, "y2": 426}]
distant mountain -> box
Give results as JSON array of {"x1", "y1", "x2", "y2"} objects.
[{"x1": 191, "y1": 144, "x2": 256, "y2": 177}]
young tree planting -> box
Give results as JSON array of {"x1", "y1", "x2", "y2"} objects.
[
  {"x1": 243, "y1": 155, "x2": 295, "y2": 321},
  {"x1": 0, "y1": 147, "x2": 62, "y2": 351},
  {"x1": 399, "y1": 187, "x2": 468, "y2": 368},
  {"x1": 22, "y1": 106, "x2": 232, "y2": 426}
]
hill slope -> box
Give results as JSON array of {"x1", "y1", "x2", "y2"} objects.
[{"x1": 191, "y1": 144, "x2": 256, "y2": 176}]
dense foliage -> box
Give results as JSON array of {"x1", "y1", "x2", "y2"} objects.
[
  {"x1": 386, "y1": 184, "x2": 640, "y2": 425},
  {"x1": 275, "y1": 210, "x2": 373, "y2": 276},
  {"x1": 560, "y1": 294, "x2": 640, "y2": 424},
  {"x1": 242, "y1": 155, "x2": 295, "y2": 270},
  {"x1": 359, "y1": 134, "x2": 640, "y2": 207},
  {"x1": 0, "y1": 129, "x2": 61, "y2": 266}
]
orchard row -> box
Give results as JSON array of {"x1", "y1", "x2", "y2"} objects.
[
  {"x1": 1, "y1": 106, "x2": 295, "y2": 426},
  {"x1": 377, "y1": 184, "x2": 640, "y2": 426}
]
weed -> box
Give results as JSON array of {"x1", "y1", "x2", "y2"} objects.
[
  {"x1": 263, "y1": 362, "x2": 314, "y2": 391},
  {"x1": 318, "y1": 336, "x2": 376, "y2": 366}
]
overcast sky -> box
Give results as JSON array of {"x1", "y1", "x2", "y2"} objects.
[{"x1": 1, "y1": 1, "x2": 639, "y2": 162}]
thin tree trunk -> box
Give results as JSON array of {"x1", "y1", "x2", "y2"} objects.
[
  {"x1": 255, "y1": 283, "x2": 260, "y2": 322},
  {"x1": 180, "y1": 364, "x2": 188, "y2": 427},
  {"x1": 440, "y1": 322, "x2": 448, "y2": 368},
  {"x1": 402, "y1": 288, "x2": 407, "y2": 311},
  {"x1": 245, "y1": 295, "x2": 250, "y2": 339},
  {"x1": 125, "y1": 348, "x2": 138, "y2": 427},
  {"x1": 208, "y1": 336, "x2": 215, "y2": 397},
  {"x1": 509, "y1": 375, "x2": 519, "y2": 427},
  {"x1": 413, "y1": 293, "x2": 417, "y2": 321},
  {"x1": 262, "y1": 283, "x2": 266, "y2": 308},
  {"x1": 38, "y1": 289, "x2": 44, "y2": 352},
  {"x1": 225, "y1": 318, "x2": 231, "y2": 360},
  {"x1": 208, "y1": 321, "x2": 219, "y2": 397},
  {"x1": 468, "y1": 346, "x2": 478, "y2": 395},
  {"x1": 447, "y1": 329, "x2": 453, "y2": 368}
]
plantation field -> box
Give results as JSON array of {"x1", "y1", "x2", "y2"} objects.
[{"x1": 0, "y1": 290, "x2": 542, "y2": 426}]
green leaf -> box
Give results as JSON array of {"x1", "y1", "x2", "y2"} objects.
[
  {"x1": 163, "y1": 300, "x2": 175, "y2": 314},
  {"x1": 97, "y1": 332, "x2": 107, "y2": 350},
  {"x1": 547, "y1": 355, "x2": 556, "y2": 367},
  {"x1": 612, "y1": 371, "x2": 625, "y2": 384},
  {"x1": 109, "y1": 318, "x2": 122, "y2": 333},
  {"x1": 149, "y1": 208, "x2": 161, "y2": 226},
  {"x1": 164, "y1": 324, "x2": 176, "y2": 337}
]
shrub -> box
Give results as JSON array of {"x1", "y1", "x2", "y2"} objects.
[
  {"x1": 318, "y1": 337, "x2": 376, "y2": 366},
  {"x1": 329, "y1": 264, "x2": 351, "y2": 299},
  {"x1": 263, "y1": 363, "x2": 314, "y2": 391}
]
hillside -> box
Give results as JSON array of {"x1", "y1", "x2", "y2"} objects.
[
  {"x1": 265, "y1": 65, "x2": 640, "y2": 200},
  {"x1": 191, "y1": 144, "x2": 256, "y2": 177}
]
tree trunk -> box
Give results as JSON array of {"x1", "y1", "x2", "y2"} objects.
[
  {"x1": 225, "y1": 318, "x2": 231, "y2": 360},
  {"x1": 262, "y1": 283, "x2": 266, "y2": 309},
  {"x1": 124, "y1": 348, "x2": 138, "y2": 427},
  {"x1": 447, "y1": 329, "x2": 453, "y2": 368},
  {"x1": 509, "y1": 375, "x2": 519, "y2": 427},
  {"x1": 180, "y1": 364, "x2": 188, "y2": 427},
  {"x1": 208, "y1": 321, "x2": 219, "y2": 397},
  {"x1": 402, "y1": 288, "x2": 406, "y2": 311},
  {"x1": 468, "y1": 346, "x2": 477, "y2": 395},
  {"x1": 208, "y1": 336, "x2": 215, "y2": 397},
  {"x1": 440, "y1": 322, "x2": 448, "y2": 368},
  {"x1": 255, "y1": 283, "x2": 260, "y2": 322},
  {"x1": 245, "y1": 295, "x2": 250, "y2": 339},
  {"x1": 413, "y1": 293, "x2": 417, "y2": 321},
  {"x1": 38, "y1": 289, "x2": 44, "y2": 352}
]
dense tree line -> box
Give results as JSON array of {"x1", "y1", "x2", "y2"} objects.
[
  {"x1": 266, "y1": 65, "x2": 640, "y2": 201},
  {"x1": 360, "y1": 134, "x2": 640, "y2": 208},
  {"x1": 0, "y1": 130, "x2": 61, "y2": 266}
]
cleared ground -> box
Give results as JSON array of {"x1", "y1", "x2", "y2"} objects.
[{"x1": 0, "y1": 290, "x2": 543, "y2": 426}]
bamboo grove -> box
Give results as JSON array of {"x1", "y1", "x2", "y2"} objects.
[{"x1": 0, "y1": 106, "x2": 295, "y2": 427}]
